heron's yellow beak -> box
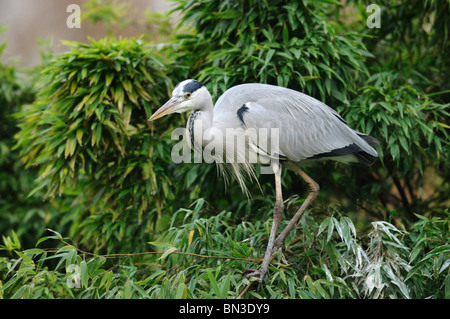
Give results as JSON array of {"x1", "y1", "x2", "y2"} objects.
[{"x1": 149, "y1": 98, "x2": 178, "y2": 121}]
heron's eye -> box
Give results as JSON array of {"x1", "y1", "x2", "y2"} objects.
[{"x1": 185, "y1": 93, "x2": 191, "y2": 99}]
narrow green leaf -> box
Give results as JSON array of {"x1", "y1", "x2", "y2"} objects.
[
  {"x1": 399, "y1": 136, "x2": 409, "y2": 153},
  {"x1": 304, "y1": 275, "x2": 315, "y2": 289},
  {"x1": 265, "y1": 49, "x2": 275, "y2": 66},
  {"x1": 105, "y1": 72, "x2": 114, "y2": 87},
  {"x1": 65, "y1": 248, "x2": 77, "y2": 267},
  {"x1": 315, "y1": 281, "x2": 329, "y2": 299},
  {"x1": 158, "y1": 247, "x2": 178, "y2": 260},
  {"x1": 64, "y1": 136, "x2": 76, "y2": 158},
  {"x1": 220, "y1": 274, "x2": 231, "y2": 299},
  {"x1": 327, "y1": 217, "x2": 335, "y2": 242},
  {"x1": 390, "y1": 144, "x2": 400, "y2": 161},
  {"x1": 80, "y1": 260, "x2": 88, "y2": 288},
  {"x1": 283, "y1": 24, "x2": 289, "y2": 45},
  {"x1": 35, "y1": 236, "x2": 57, "y2": 246},
  {"x1": 175, "y1": 283, "x2": 187, "y2": 299},
  {"x1": 123, "y1": 280, "x2": 133, "y2": 299},
  {"x1": 288, "y1": 279, "x2": 296, "y2": 298},
  {"x1": 318, "y1": 217, "x2": 330, "y2": 237},
  {"x1": 76, "y1": 129, "x2": 83, "y2": 146},
  {"x1": 11, "y1": 230, "x2": 21, "y2": 250},
  {"x1": 206, "y1": 269, "x2": 221, "y2": 298},
  {"x1": 15, "y1": 250, "x2": 33, "y2": 265}
]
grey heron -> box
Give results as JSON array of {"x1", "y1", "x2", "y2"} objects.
[{"x1": 149, "y1": 79, "x2": 379, "y2": 285}]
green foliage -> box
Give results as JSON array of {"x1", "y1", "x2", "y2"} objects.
[
  {"x1": 83, "y1": 0, "x2": 132, "y2": 35},
  {"x1": 406, "y1": 212, "x2": 450, "y2": 298},
  {"x1": 341, "y1": 71, "x2": 450, "y2": 175},
  {"x1": 1, "y1": 201, "x2": 448, "y2": 299},
  {"x1": 83, "y1": 0, "x2": 175, "y2": 43},
  {"x1": 174, "y1": 0, "x2": 370, "y2": 104},
  {"x1": 360, "y1": 0, "x2": 450, "y2": 97},
  {"x1": 14, "y1": 38, "x2": 180, "y2": 253},
  {"x1": 16, "y1": 38, "x2": 167, "y2": 197},
  {"x1": 1, "y1": 0, "x2": 449, "y2": 300},
  {"x1": 336, "y1": 71, "x2": 450, "y2": 219},
  {"x1": 0, "y1": 34, "x2": 58, "y2": 248}
]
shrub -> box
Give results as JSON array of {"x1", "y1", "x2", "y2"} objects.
[
  {"x1": 0, "y1": 34, "x2": 55, "y2": 248},
  {"x1": 1, "y1": 200, "x2": 448, "y2": 299},
  {"x1": 174, "y1": 0, "x2": 371, "y2": 105},
  {"x1": 14, "y1": 38, "x2": 181, "y2": 253},
  {"x1": 338, "y1": 71, "x2": 450, "y2": 219}
]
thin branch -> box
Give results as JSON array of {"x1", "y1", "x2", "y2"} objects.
[{"x1": 52, "y1": 237, "x2": 263, "y2": 263}]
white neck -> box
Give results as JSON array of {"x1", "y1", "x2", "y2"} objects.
[
  {"x1": 187, "y1": 89, "x2": 214, "y2": 150},
  {"x1": 197, "y1": 87, "x2": 214, "y2": 128}
]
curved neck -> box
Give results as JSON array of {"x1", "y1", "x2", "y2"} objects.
[
  {"x1": 198, "y1": 89, "x2": 214, "y2": 129},
  {"x1": 190, "y1": 88, "x2": 214, "y2": 132},
  {"x1": 187, "y1": 95, "x2": 214, "y2": 150},
  {"x1": 197, "y1": 106, "x2": 213, "y2": 130}
]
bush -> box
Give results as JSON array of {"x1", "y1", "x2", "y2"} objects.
[
  {"x1": 1, "y1": 200, "x2": 448, "y2": 298},
  {"x1": 14, "y1": 38, "x2": 182, "y2": 253},
  {"x1": 338, "y1": 71, "x2": 450, "y2": 219},
  {"x1": 175, "y1": 0, "x2": 370, "y2": 105},
  {"x1": 0, "y1": 33, "x2": 57, "y2": 248}
]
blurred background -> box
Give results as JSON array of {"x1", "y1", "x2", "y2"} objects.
[{"x1": 0, "y1": 0, "x2": 172, "y2": 68}]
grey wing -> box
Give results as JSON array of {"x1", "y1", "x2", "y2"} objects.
[{"x1": 213, "y1": 83, "x2": 378, "y2": 164}]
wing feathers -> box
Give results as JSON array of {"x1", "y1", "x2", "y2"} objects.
[{"x1": 213, "y1": 83, "x2": 378, "y2": 164}]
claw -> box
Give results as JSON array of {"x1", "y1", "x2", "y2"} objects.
[
  {"x1": 243, "y1": 268, "x2": 267, "y2": 292},
  {"x1": 244, "y1": 269, "x2": 263, "y2": 281},
  {"x1": 243, "y1": 268, "x2": 258, "y2": 276},
  {"x1": 243, "y1": 267, "x2": 268, "y2": 292}
]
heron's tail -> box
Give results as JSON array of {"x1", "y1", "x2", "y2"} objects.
[
  {"x1": 354, "y1": 133, "x2": 380, "y2": 165},
  {"x1": 357, "y1": 133, "x2": 380, "y2": 147},
  {"x1": 354, "y1": 151, "x2": 378, "y2": 165}
]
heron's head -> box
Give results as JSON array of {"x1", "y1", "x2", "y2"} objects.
[{"x1": 149, "y1": 79, "x2": 210, "y2": 121}]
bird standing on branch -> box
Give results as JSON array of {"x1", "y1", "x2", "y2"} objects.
[{"x1": 149, "y1": 79, "x2": 379, "y2": 285}]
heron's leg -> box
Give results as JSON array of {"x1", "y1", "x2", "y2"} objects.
[
  {"x1": 273, "y1": 165, "x2": 319, "y2": 252},
  {"x1": 245, "y1": 164, "x2": 284, "y2": 283}
]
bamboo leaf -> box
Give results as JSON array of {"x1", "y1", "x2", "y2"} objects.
[
  {"x1": 105, "y1": 72, "x2": 114, "y2": 87},
  {"x1": 206, "y1": 269, "x2": 221, "y2": 298},
  {"x1": 158, "y1": 247, "x2": 178, "y2": 260},
  {"x1": 175, "y1": 283, "x2": 187, "y2": 299}
]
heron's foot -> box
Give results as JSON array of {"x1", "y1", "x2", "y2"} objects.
[
  {"x1": 243, "y1": 267, "x2": 269, "y2": 291},
  {"x1": 273, "y1": 238, "x2": 283, "y2": 253},
  {"x1": 243, "y1": 268, "x2": 262, "y2": 281}
]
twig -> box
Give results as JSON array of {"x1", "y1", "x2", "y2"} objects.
[{"x1": 51, "y1": 236, "x2": 263, "y2": 263}]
